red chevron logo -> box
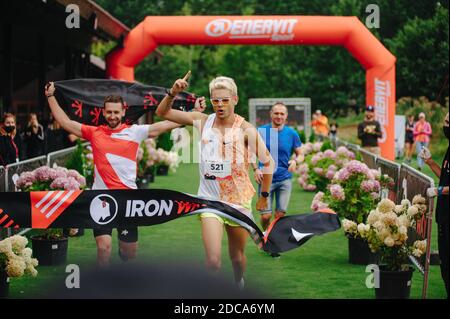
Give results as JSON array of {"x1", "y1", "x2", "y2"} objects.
[
  {"x1": 0, "y1": 208, "x2": 20, "y2": 228},
  {"x1": 30, "y1": 190, "x2": 82, "y2": 228}
]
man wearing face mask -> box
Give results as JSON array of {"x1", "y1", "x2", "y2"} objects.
[
  {"x1": 357, "y1": 105, "x2": 382, "y2": 155},
  {"x1": 0, "y1": 113, "x2": 24, "y2": 166},
  {"x1": 419, "y1": 112, "x2": 449, "y2": 297}
]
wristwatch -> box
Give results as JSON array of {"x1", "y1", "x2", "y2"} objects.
[
  {"x1": 438, "y1": 186, "x2": 444, "y2": 196},
  {"x1": 166, "y1": 88, "x2": 176, "y2": 98},
  {"x1": 261, "y1": 192, "x2": 269, "y2": 198}
]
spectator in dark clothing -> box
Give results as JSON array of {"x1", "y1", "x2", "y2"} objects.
[
  {"x1": 46, "y1": 116, "x2": 70, "y2": 153},
  {"x1": 0, "y1": 113, "x2": 24, "y2": 166},
  {"x1": 404, "y1": 114, "x2": 415, "y2": 163},
  {"x1": 357, "y1": 105, "x2": 382, "y2": 155},
  {"x1": 23, "y1": 113, "x2": 45, "y2": 158},
  {"x1": 419, "y1": 112, "x2": 449, "y2": 297}
]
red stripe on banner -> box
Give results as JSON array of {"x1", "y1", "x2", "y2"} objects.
[
  {"x1": 4, "y1": 220, "x2": 14, "y2": 228},
  {"x1": 317, "y1": 208, "x2": 336, "y2": 214},
  {"x1": 0, "y1": 214, "x2": 8, "y2": 225},
  {"x1": 263, "y1": 216, "x2": 282, "y2": 244},
  {"x1": 31, "y1": 190, "x2": 83, "y2": 228}
]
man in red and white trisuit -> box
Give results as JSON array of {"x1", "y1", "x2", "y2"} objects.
[{"x1": 44, "y1": 82, "x2": 205, "y2": 267}]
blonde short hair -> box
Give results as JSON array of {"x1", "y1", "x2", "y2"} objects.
[{"x1": 209, "y1": 76, "x2": 238, "y2": 96}]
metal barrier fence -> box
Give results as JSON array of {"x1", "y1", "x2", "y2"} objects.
[
  {"x1": 47, "y1": 142, "x2": 90, "y2": 168},
  {"x1": 3, "y1": 156, "x2": 47, "y2": 237},
  {"x1": 398, "y1": 163, "x2": 435, "y2": 299},
  {"x1": 334, "y1": 138, "x2": 347, "y2": 149},
  {"x1": 0, "y1": 166, "x2": 5, "y2": 193},
  {"x1": 0, "y1": 166, "x2": 6, "y2": 240},
  {"x1": 359, "y1": 148, "x2": 378, "y2": 169},
  {"x1": 376, "y1": 157, "x2": 401, "y2": 202},
  {"x1": 47, "y1": 145, "x2": 78, "y2": 168},
  {"x1": 4, "y1": 156, "x2": 47, "y2": 192},
  {"x1": 345, "y1": 143, "x2": 360, "y2": 158}
]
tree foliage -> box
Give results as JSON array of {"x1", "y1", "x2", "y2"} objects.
[{"x1": 95, "y1": 0, "x2": 449, "y2": 118}]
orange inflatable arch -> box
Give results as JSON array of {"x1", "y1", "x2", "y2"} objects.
[{"x1": 106, "y1": 16, "x2": 396, "y2": 159}]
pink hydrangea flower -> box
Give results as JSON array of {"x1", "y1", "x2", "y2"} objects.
[
  {"x1": 313, "y1": 142, "x2": 323, "y2": 152},
  {"x1": 336, "y1": 146, "x2": 349, "y2": 156},
  {"x1": 63, "y1": 177, "x2": 81, "y2": 190},
  {"x1": 50, "y1": 177, "x2": 67, "y2": 190},
  {"x1": 330, "y1": 184, "x2": 345, "y2": 201},
  {"x1": 323, "y1": 149, "x2": 336, "y2": 159},
  {"x1": 371, "y1": 192, "x2": 380, "y2": 200},
  {"x1": 137, "y1": 148, "x2": 144, "y2": 161},
  {"x1": 326, "y1": 170, "x2": 336, "y2": 180},
  {"x1": 16, "y1": 171, "x2": 36, "y2": 189},
  {"x1": 313, "y1": 167, "x2": 324, "y2": 175},
  {"x1": 313, "y1": 191, "x2": 325, "y2": 202},
  {"x1": 346, "y1": 160, "x2": 369, "y2": 175},
  {"x1": 34, "y1": 166, "x2": 54, "y2": 182}
]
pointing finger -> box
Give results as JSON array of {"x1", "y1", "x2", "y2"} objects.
[{"x1": 182, "y1": 70, "x2": 191, "y2": 82}]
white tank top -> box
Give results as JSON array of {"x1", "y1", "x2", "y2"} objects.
[{"x1": 197, "y1": 114, "x2": 255, "y2": 205}]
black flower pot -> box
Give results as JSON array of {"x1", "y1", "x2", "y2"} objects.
[
  {"x1": 348, "y1": 236, "x2": 379, "y2": 265},
  {"x1": 0, "y1": 269, "x2": 9, "y2": 299},
  {"x1": 145, "y1": 172, "x2": 155, "y2": 183},
  {"x1": 375, "y1": 267, "x2": 414, "y2": 299},
  {"x1": 31, "y1": 236, "x2": 68, "y2": 266},
  {"x1": 157, "y1": 165, "x2": 169, "y2": 176},
  {"x1": 63, "y1": 228, "x2": 85, "y2": 237}
]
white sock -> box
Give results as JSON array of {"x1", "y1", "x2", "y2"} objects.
[{"x1": 236, "y1": 277, "x2": 245, "y2": 290}]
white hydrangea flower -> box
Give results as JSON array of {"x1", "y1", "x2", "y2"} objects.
[
  {"x1": 384, "y1": 236, "x2": 395, "y2": 247},
  {"x1": 367, "y1": 210, "x2": 380, "y2": 225},
  {"x1": 412, "y1": 194, "x2": 426, "y2": 205},
  {"x1": 414, "y1": 240, "x2": 427, "y2": 253},
  {"x1": 9, "y1": 235, "x2": 28, "y2": 251},
  {"x1": 6, "y1": 257, "x2": 26, "y2": 277},
  {"x1": 357, "y1": 223, "x2": 368, "y2": 237},
  {"x1": 398, "y1": 214, "x2": 411, "y2": 228},
  {"x1": 394, "y1": 205, "x2": 405, "y2": 214},
  {"x1": 412, "y1": 249, "x2": 423, "y2": 257},
  {"x1": 398, "y1": 225, "x2": 408, "y2": 235},
  {"x1": 407, "y1": 206, "x2": 419, "y2": 218},
  {"x1": 379, "y1": 226, "x2": 391, "y2": 242},
  {"x1": 0, "y1": 238, "x2": 13, "y2": 254},
  {"x1": 381, "y1": 212, "x2": 398, "y2": 226},
  {"x1": 401, "y1": 199, "x2": 411, "y2": 207},
  {"x1": 377, "y1": 198, "x2": 396, "y2": 214},
  {"x1": 342, "y1": 219, "x2": 357, "y2": 233},
  {"x1": 21, "y1": 247, "x2": 32, "y2": 258}
]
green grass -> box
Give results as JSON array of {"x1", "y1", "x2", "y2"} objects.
[{"x1": 8, "y1": 163, "x2": 447, "y2": 299}]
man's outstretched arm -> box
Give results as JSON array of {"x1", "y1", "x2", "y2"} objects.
[{"x1": 45, "y1": 82, "x2": 82, "y2": 137}]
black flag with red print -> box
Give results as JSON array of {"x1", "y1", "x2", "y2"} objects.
[
  {"x1": 54, "y1": 79, "x2": 197, "y2": 126},
  {"x1": 0, "y1": 189, "x2": 340, "y2": 254}
]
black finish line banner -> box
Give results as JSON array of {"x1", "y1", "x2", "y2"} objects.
[
  {"x1": 0, "y1": 189, "x2": 340, "y2": 254},
  {"x1": 54, "y1": 79, "x2": 197, "y2": 126}
]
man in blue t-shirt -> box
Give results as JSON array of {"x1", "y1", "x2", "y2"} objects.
[{"x1": 254, "y1": 102, "x2": 302, "y2": 231}]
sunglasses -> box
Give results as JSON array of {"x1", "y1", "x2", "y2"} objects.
[{"x1": 210, "y1": 97, "x2": 232, "y2": 106}]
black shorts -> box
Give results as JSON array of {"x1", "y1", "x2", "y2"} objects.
[
  {"x1": 405, "y1": 134, "x2": 414, "y2": 144},
  {"x1": 93, "y1": 227, "x2": 138, "y2": 243}
]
